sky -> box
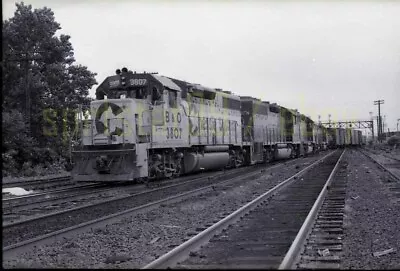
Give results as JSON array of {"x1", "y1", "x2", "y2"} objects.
[{"x1": 3, "y1": 0, "x2": 400, "y2": 133}]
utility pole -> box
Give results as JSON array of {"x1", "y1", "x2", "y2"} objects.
[
  {"x1": 374, "y1": 100, "x2": 384, "y2": 142},
  {"x1": 383, "y1": 115, "x2": 386, "y2": 139}
]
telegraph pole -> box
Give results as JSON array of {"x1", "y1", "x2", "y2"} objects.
[
  {"x1": 383, "y1": 115, "x2": 386, "y2": 139},
  {"x1": 369, "y1": 112, "x2": 375, "y2": 141},
  {"x1": 374, "y1": 100, "x2": 384, "y2": 142}
]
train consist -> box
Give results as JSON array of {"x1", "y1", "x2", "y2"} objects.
[
  {"x1": 72, "y1": 69, "x2": 364, "y2": 182},
  {"x1": 327, "y1": 128, "x2": 365, "y2": 149}
]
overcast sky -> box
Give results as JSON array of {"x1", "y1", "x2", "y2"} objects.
[{"x1": 3, "y1": 0, "x2": 400, "y2": 133}]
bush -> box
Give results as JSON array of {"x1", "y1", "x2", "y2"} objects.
[{"x1": 387, "y1": 136, "x2": 400, "y2": 147}]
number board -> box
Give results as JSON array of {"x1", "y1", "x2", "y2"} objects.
[
  {"x1": 108, "y1": 79, "x2": 120, "y2": 88},
  {"x1": 129, "y1": 78, "x2": 147, "y2": 87}
]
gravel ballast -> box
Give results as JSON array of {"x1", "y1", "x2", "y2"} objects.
[
  {"x1": 3, "y1": 153, "x2": 327, "y2": 268},
  {"x1": 4, "y1": 148, "x2": 399, "y2": 269},
  {"x1": 342, "y1": 148, "x2": 400, "y2": 269}
]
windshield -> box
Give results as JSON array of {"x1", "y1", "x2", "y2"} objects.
[{"x1": 108, "y1": 87, "x2": 148, "y2": 99}]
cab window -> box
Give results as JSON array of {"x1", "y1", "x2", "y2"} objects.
[
  {"x1": 152, "y1": 86, "x2": 162, "y2": 104},
  {"x1": 169, "y1": 90, "x2": 177, "y2": 108}
]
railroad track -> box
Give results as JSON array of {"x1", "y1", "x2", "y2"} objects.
[
  {"x1": 365, "y1": 147, "x2": 400, "y2": 162},
  {"x1": 280, "y1": 154, "x2": 348, "y2": 269},
  {"x1": 3, "y1": 183, "x2": 104, "y2": 204},
  {"x1": 142, "y1": 150, "x2": 344, "y2": 269},
  {"x1": 4, "y1": 161, "x2": 277, "y2": 222},
  {"x1": 360, "y1": 149, "x2": 400, "y2": 181},
  {"x1": 2, "y1": 175, "x2": 73, "y2": 190},
  {"x1": 2, "y1": 183, "x2": 116, "y2": 222},
  {"x1": 2, "y1": 152, "x2": 328, "y2": 260},
  {"x1": 358, "y1": 149, "x2": 400, "y2": 205},
  {"x1": 2, "y1": 169, "x2": 230, "y2": 223},
  {"x1": 3, "y1": 157, "x2": 279, "y2": 256}
]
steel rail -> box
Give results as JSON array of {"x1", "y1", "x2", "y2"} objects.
[
  {"x1": 2, "y1": 155, "x2": 299, "y2": 259},
  {"x1": 142, "y1": 150, "x2": 337, "y2": 269},
  {"x1": 278, "y1": 149, "x2": 346, "y2": 270}
]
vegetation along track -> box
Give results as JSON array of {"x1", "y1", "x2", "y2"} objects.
[
  {"x1": 3, "y1": 152, "x2": 323, "y2": 258},
  {"x1": 143, "y1": 149, "x2": 344, "y2": 269}
]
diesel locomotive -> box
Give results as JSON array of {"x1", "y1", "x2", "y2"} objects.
[{"x1": 71, "y1": 68, "x2": 361, "y2": 182}]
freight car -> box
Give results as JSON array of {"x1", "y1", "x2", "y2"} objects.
[
  {"x1": 71, "y1": 69, "x2": 338, "y2": 182},
  {"x1": 327, "y1": 127, "x2": 345, "y2": 148},
  {"x1": 350, "y1": 129, "x2": 363, "y2": 146}
]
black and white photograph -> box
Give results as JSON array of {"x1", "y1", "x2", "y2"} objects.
[{"x1": 2, "y1": 0, "x2": 400, "y2": 269}]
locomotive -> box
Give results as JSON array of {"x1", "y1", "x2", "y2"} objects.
[{"x1": 71, "y1": 68, "x2": 361, "y2": 182}]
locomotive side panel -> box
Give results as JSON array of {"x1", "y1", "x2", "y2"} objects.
[
  {"x1": 292, "y1": 112, "x2": 301, "y2": 144},
  {"x1": 187, "y1": 88, "x2": 242, "y2": 146}
]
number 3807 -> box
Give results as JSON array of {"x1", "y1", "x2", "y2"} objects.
[{"x1": 129, "y1": 79, "x2": 147, "y2": 86}]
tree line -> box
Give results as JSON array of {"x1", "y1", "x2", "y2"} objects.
[{"x1": 2, "y1": 2, "x2": 97, "y2": 177}]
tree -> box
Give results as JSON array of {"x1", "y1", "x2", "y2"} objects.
[{"x1": 2, "y1": 2, "x2": 97, "y2": 175}]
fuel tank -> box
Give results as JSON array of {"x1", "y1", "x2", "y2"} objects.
[
  {"x1": 184, "y1": 152, "x2": 230, "y2": 173},
  {"x1": 204, "y1": 145, "x2": 229, "y2": 152}
]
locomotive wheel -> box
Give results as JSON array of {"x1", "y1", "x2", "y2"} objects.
[
  {"x1": 235, "y1": 152, "x2": 245, "y2": 168},
  {"x1": 290, "y1": 147, "x2": 296, "y2": 159},
  {"x1": 265, "y1": 149, "x2": 273, "y2": 163}
]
